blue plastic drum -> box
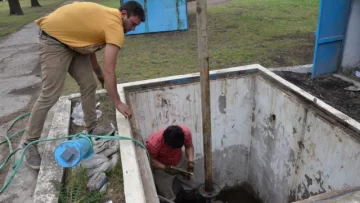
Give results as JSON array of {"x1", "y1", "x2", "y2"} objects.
[{"x1": 54, "y1": 137, "x2": 94, "y2": 168}]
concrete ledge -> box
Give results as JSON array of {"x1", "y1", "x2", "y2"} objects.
[
  {"x1": 117, "y1": 64, "x2": 261, "y2": 91},
  {"x1": 333, "y1": 73, "x2": 360, "y2": 88},
  {"x1": 118, "y1": 84, "x2": 160, "y2": 203},
  {"x1": 268, "y1": 64, "x2": 312, "y2": 73},
  {"x1": 116, "y1": 86, "x2": 157, "y2": 203},
  {"x1": 33, "y1": 97, "x2": 71, "y2": 203},
  {"x1": 64, "y1": 89, "x2": 107, "y2": 100}
]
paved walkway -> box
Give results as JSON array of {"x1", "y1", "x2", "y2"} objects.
[
  {"x1": 0, "y1": 22, "x2": 41, "y2": 125},
  {"x1": 0, "y1": 1, "x2": 72, "y2": 202},
  {"x1": 0, "y1": 17, "x2": 43, "y2": 203}
]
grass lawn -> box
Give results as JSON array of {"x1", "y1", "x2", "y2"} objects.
[
  {"x1": 0, "y1": 0, "x2": 67, "y2": 39},
  {"x1": 61, "y1": 0, "x2": 319, "y2": 95}
]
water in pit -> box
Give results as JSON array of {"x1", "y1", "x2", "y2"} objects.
[
  {"x1": 214, "y1": 184, "x2": 263, "y2": 203},
  {"x1": 174, "y1": 183, "x2": 262, "y2": 203}
]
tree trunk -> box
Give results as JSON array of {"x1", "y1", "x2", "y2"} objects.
[
  {"x1": 8, "y1": 0, "x2": 24, "y2": 15},
  {"x1": 31, "y1": 0, "x2": 41, "y2": 7}
]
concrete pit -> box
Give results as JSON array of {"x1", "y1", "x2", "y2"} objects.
[{"x1": 33, "y1": 64, "x2": 360, "y2": 203}]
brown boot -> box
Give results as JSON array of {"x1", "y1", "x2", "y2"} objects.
[{"x1": 23, "y1": 143, "x2": 41, "y2": 170}]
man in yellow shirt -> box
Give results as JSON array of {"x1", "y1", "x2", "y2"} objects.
[{"x1": 23, "y1": 1, "x2": 145, "y2": 169}]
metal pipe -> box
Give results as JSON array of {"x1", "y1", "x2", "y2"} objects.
[{"x1": 196, "y1": 0, "x2": 213, "y2": 193}]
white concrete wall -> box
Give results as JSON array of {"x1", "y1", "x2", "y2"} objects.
[
  {"x1": 341, "y1": 0, "x2": 360, "y2": 70},
  {"x1": 249, "y1": 74, "x2": 360, "y2": 203},
  {"x1": 249, "y1": 75, "x2": 307, "y2": 203},
  {"x1": 292, "y1": 109, "x2": 360, "y2": 201},
  {"x1": 127, "y1": 76, "x2": 255, "y2": 188}
]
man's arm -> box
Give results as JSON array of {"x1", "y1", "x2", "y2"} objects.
[
  {"x1": 90, "y1": 53, "x2": 100, "y2": 72},
  {"x1": 90, "y1": 53, "x2": 104, "y2": 87},
  {"x1": 185, "y1": 144, "x2": 195, "y2": 174},
  {"x1": 150, "y1": 157, "x2": 166, "y2": 169},
  {"x1": 185, "y1": 144, "x2": 194, "y2": 162},
  {"x1": 146, "y1": 139, "x2": 166, "y2": 169},
  {"x1": 103, "y1": 44, "x2": 132, "y2": 117}
]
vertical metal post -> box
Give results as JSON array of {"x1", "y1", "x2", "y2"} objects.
[{"x1": 196, "y1": 0, "x2": 213, "y2": 193}]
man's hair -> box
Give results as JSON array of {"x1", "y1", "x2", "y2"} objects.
[
  {"x1": 163, "y1": 125, "x2": 185, "y2": 148},
  {"x1": 119, "y1": 1, "x2": 146, "y2": 22}
]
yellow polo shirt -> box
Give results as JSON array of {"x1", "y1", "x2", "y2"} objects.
[{"x1": 35, "y1": 1, "x2": 124, "y2": 54}]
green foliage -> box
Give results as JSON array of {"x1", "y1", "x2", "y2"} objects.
[
  {"x1": 53, "y1": 168, "x2": 103, "y2": 203},
  {"x1": 0, "y1": 0, "x2": 67, "y2": 39},
  {"x1": 63, "y1": 0, "x2": 319, "y2": 95}
]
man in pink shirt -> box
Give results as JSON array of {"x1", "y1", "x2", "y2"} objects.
[{"x1": 146, "y1": 125, "x2": 199, "y2": 202}]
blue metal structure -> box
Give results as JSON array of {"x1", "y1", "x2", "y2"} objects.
[
  {"x1": 121, "y1": 0, "x2": 188, "y2": 35},
  {"x1": 312, "y1": 0, "x2": 353, "y2": 77}
]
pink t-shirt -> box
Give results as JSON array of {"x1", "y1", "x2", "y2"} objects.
[{"x1": 146, "y1": 125, "x2": 193, "y2": 166}]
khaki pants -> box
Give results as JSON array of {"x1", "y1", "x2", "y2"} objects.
[
  {"x1": 153, "y1": 153, "x2": 199, "y2": 201},
  {"x1": 24, "y1": 34, "x2": 97, "y2": 142}
]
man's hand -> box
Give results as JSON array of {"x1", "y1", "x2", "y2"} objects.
[
  {"x1": 97, "y1": 75, "x2": 104, "y2": 88},
  {"x1": 95, "y1": 68, "x2": 105, "y2": 88},
  {"x1": 116, "y1": 102, "x2": 132, "y2": 118},
  {"x1": 187, "y1": 161, "x2": 194, "y2": 173},
  {"x1": 164, "y1": 165, "x2": 179, "y2": 176},
  {"x1": 183, "y1": 161, "x2": 195, "y2": 180},
  {"x1": 90, "y1": 54, "x2": 104, "y2": 88}
]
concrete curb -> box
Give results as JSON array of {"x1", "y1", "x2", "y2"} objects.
[
  {"x1": 117, "y1": 85, "x2": 160, "y2": 203},
  {"x1": 116, "y1": 86, "x2": 147, "y2": 203},
  {"x1": 33, "y1": 97, "x2": 71, "y2": 203},
  {"x1": 268, "y1": 64, "x2": 312, "y2": 73}
]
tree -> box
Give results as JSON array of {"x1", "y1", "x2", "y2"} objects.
[
  {"x1": 8, "y1": 0, "x2": 24, "y2": 15},
  {"x1": 31, "y1": 0, "x2": 41, "y2": 7}
]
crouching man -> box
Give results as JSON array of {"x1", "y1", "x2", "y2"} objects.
[{"x1": 146, "y1": 125, "x2": 199, "y2": 202}]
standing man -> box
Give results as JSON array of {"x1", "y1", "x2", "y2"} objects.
[
  {"x1": 146, "y1": 125, "x2": 199, "y2": 202},
  {"x1": 23, "y1": 1, "x2": 145, "y2": 169}
]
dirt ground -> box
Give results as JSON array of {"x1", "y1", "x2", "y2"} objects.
[
  {"x1": 0, "y1": 116, "x2": 29, "y2": 188},
  {"x1": 274, "y1": 71, "x2": 360, "y2": 122}
]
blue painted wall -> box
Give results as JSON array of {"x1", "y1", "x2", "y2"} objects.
[
  {"x1": 121, "y1": 0, "x2": 188, "y2": 35},
  {"x1": 312, "y1": 0, "x2": 352, "y2": 77}
]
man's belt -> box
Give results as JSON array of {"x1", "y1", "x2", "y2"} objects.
[{"x1": 40, "y1": 30, "x2": 63, "y2": 44}]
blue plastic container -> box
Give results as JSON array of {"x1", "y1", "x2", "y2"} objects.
[{"x1": 54, "y1": 137, "x2": 94, "y2": 168}]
